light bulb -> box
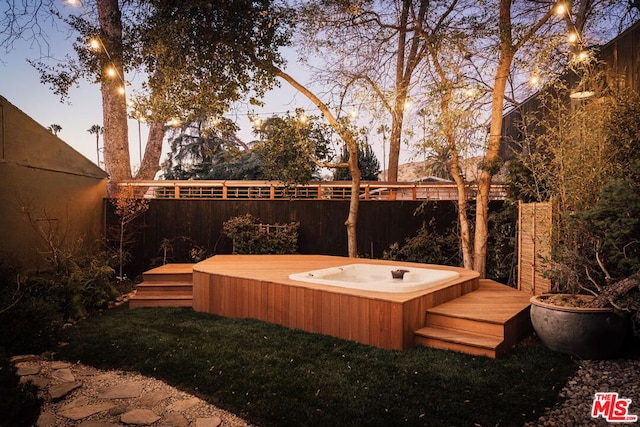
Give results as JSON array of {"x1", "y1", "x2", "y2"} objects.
[
  {"x1": 530, "y1": 75, "x2": 540, "y2": 86},
  {"x1": 89, "y1": 38, "x2": 100, "y2": 50}
]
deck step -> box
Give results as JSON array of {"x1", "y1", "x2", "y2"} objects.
[
  {"x1": 129, "y1": 295, "x2": 192, "y2": 308},
  {"x1": 142, "y1": 263, "x2": 194, "y2": 283},
  {"x1": 415, "y1": 326, "x2": 502, "y2": 358},
  {"x1": 134, "y1": 282, "x2": 193, "y2": 296},
  {"x1": 424, "y1": 312, "x2": 504, "y2": 337},
  {"x1": 414, "y1": 279, "x2": 532, "y2": 358},
  {"x1": 130, "y1": 263, "x2": 194, "y2": 309}
]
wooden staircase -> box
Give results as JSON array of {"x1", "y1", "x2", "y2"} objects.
[
  {"x1": 129, "y1": 264, "x2": 194, "y2": 308},
  {"x1": 414, "y1": 279, "x2": 532, "y2": 358}
]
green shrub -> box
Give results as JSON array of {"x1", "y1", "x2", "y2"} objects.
[
  {"x1": 383, "y1": 220, "x2": 459, "y2": 265},
  {"x1": 0, "y1": 248, "x2": 119, "y2": 354},
  {"x1": 0, "y1": 257, "x2": 63, "y2": 354},
  {"x1": 0, "y1": 349, "x2": 42, "y2": 427},
  {"x1": 223, "y1": 214, "x2": 299, "y2": 254}
]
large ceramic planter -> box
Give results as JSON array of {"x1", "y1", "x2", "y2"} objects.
[{"x1": 530, "y1": 294, "x2": 629, "y2": 359}]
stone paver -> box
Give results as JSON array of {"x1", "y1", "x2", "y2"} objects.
[
  {"x1": 120, "y1": 408, "x2": 161, "y2": 425},
  {"x1": 52, "y1": 367, "x2": 75, "y2": 383},
  {"x1": 167, "y1": 397, "x2": 201, "y2": 412},
  {"x1": 98, "y1": 382, "x2": 144, "y2": 399},
  {"x1": 59, "y1": 402, "x2": 117, "y2": 420},
  {"x1": 195, "y1": 417, "x2": 223, "y2": 427},
  {"x1": 13, "y1": 356, "x2": 252, "y2": 427},
  {"x1": 49, "y1": 381, "x2": 82, "y2": 400}
]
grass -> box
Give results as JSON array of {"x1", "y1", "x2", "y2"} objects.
[{"x1": 58, "y1": 306, "x2": 577, "y2": 427}]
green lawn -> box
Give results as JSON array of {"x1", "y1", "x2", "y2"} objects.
[{"x1": 58, "y1": 306, "x2": 576, "y2": 426}]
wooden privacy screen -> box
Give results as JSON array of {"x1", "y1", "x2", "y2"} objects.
[{"x1": 517, "y1": 201, "x2": 552, "y2": 295}]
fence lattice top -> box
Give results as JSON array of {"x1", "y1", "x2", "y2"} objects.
[{"x1": 118, "y1": 180, "x2": 507, "y2": 201}]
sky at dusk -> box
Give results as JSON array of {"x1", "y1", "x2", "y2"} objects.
[
  {"x1": 0, "y1": 3, "x2": 414, "y2": 178},
  {"x1": 0, "y1": 33, "x2": 320, "y2": 174}
]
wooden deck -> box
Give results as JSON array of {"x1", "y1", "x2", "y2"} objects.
[
  {"x1": 128, "y1": 263, "x2": 194, "y2": 308},
  {"x1": 415, "y1": 279, "x2": 533, "y2": 357},
  {"x1": 130, "y1": 255, "x2": 533, "y2": 358}
]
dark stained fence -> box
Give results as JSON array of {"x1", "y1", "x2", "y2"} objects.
[{"x1": 106, "y1": 199, "x2": 499, "y2": 277}]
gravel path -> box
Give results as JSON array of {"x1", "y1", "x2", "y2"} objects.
[
  {"x1": 15, "y1": 356, "x2": 253, "y2": 427},
  {"x1": 525, "y1": 358, "x2": 640, "y2": 426}
]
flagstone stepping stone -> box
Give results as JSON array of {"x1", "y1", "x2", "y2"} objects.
[
  {"x1": 36, "y1": 411, "x2": 56, "y2": 427},
  {"x1": 16, "y1": 364, "x2": 41, "y2": 376},
  {"x1": 52, "y1": 368, "x2": 75, "y2": 382},
  {"x1": 49, "y1": 382, "x2": 82, "y2": 400},
  {"x1": 161, "y1": 412, "x2": 188, "y2": 427},
  {"x1": 50, "y1": 361, "x2": 72, "y2": 370},
  {"x1": 98, "y1": 382, "x2": 144, "y2": 399},
  {"x1": 20, "y1": 375, "x2": 49, "y2": 388},
  {"x1": 194, "y1": 417, "x2": 222, "y2": 427},
  {"x1": 108, "y1": 403, "x2": 131, "y2": 416},
  {"x1": 11, "y1": 354, "x2": 39, "y2": 363},
  {"x1": 59, "y1": 402, "x2": 116, "y2": 420},
  {"x1": 77, "y1": 421, "x2": 121, "y2": 427},
  {"x1": 167, "y1": 397, "x2": 200, "y2": 412},
  {"x1": 139, "y1": 389, "x2": 173, "y2": 407},
  {"x1": 120, "y1": 408, "x2": 161, "y2": 425},
  {"x1": 63, "y1": 396, "x2": 90, "y2": 409}
]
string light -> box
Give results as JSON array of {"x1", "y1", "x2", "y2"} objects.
[
  {"x1": 106, "y1": 67, "x2": 117, "y2": 78},
  {"x1": 529, "y1": 74, "x2": 540, "y2": 87},
  {"x1": 576, "y1": 50, "x2": 589, "y2": 61},
  {"x1": 528, "y1": 2, "x2": 588, "y2": 89},
  {"x1": 88, "y1": 38, "x2": 100, "y2": 51},
  {"x1": 555, "y1": 2, "x2": 567, "y2": 16}
]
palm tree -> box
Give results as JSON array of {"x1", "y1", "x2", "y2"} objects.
[
  {"x1": 88, "y1": 125, "x2": 103, "y2": 166},
  {"x1": 424, "y1": 144, "x2": 452, "y2": 180},
  {"x1": 47, "y1": 124, "x2": 62, "y2": 136},
  {"x1": 376, "y1": 124, "x2": 390, "y2": 181}
]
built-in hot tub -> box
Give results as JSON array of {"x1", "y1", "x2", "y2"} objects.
[{"x1": 288, "y1": 263, "x2": 460, "y2": 293}]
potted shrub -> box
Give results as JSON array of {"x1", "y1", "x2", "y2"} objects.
[
  {"x1": 530, "y1": 173, "x2": 640, "y2": 359},
  {"x1": 512, "y1": 82, "x2": 640, "y2": 358}
]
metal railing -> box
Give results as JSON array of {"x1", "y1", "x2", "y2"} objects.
[{"x1": 118, "y1": 180, "x2": 508, "y2": 201}]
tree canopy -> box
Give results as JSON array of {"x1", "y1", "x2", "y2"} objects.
[{"x1": 253, "y1": 112, "x2": 334, "y2": 185}]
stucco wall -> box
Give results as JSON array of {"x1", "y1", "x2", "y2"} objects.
[{"x1": 0, "y1": 95, "x2": 108, "y2": 270}]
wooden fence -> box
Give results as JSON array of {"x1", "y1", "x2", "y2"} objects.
[
  {"x1": 108, "y1": 198, "x2": 508, "y2": 277},
  {"x1": 517, "y1": 201, "x2": 552, "y2": 295},
  {"x1": 118, "y1": 180, "x2": 508, "y2": 201}
]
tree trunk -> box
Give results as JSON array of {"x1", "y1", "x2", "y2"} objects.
[
  {"x1": 346, "y1": 139, "x2": 361, "y2": 258},
  {"x1": 472, "y1": 0, "x2": 513, "y2": 277},
  {"x1": 589, "y1": 272, "x2": 640, "y2": 309},
  {"x1": 473, "y1": 55, "x2": 512, "y2": 277},
  {"x1": 134, "y1": 122, "x2": 165, "y2": 180},
  {"x1": 273, "y1": 67, "x2": 361, "y2": 257},
  {"x1": 387, "y1": 102, "x2": 404, "y2": 183},
  {"x1": 96, "y1": 0, "x2": 130, "y2": 194}
]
